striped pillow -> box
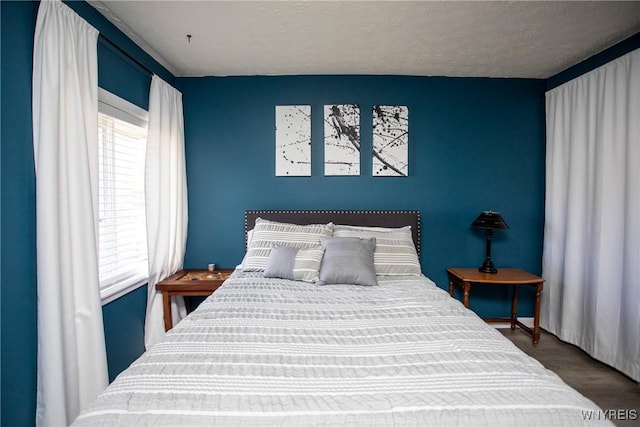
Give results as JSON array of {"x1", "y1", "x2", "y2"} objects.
[
  {"x1": 333, "y1": 224, "x2": 421, "y2": 276},
  {"x1": 242, "y1": 218, "x2": 334, "y2": 272},
  {"x1": 263, "y1": 245, "x2": 325, "y2": 282}
]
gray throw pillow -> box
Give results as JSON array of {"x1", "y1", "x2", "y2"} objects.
[
  {"x1": 263, "y1": 244, "x2": 325, "y2": 282},
  {"x1": 263, "y1": 245, "x2": 298, "y2": 280},
  {"x1": 317, "y1": 237, "x2": 378, "y2": 286}
]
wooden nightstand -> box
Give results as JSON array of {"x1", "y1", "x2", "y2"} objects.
[
  {"x1": 446, "y1": 268, "x2": 544, "y2": 345},
  {"x1": 156, "y1": 269, "x2": 233, "y2": 331}
]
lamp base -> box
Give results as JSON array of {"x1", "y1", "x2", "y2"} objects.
[{"x1": 479, "y1": 258, "x2": 498, "y2": 274}]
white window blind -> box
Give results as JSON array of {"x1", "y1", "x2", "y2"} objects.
[{"x1": 98, "y1": 88, "x2": 149, "y2": 304}]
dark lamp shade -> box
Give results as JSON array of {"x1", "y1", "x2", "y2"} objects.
[
  {"x1": 471, "y1": 211, "x2": 509, "y2": 230},
  {"x1": 471, "y1": 210, "x2": 508, "y2": 274}
]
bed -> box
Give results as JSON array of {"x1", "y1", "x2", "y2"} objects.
[{"x1": 74, "y1": 210, "x2": 610, "y2": 426}]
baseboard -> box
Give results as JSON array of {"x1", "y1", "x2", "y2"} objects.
[{"x1": 490, "y1": 317, "x2": 534, "y2": 329}]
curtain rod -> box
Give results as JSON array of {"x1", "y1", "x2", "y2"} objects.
[{"x1": 98, "y1": 34, "x2": 155, "y2": 77}]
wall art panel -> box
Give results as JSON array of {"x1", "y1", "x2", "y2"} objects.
[
  {"x1": 372, "y1": 105, "x2": 408, "y2": 177},
  {"x1": 275, "y1": 105, "x2": 311, "y2": 176},
  {"x1": 324, "y1": 104, "x2": 360, "y2": 176}
]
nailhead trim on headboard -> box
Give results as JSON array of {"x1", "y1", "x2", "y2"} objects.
[{"x1": 244, "y1": 210, "x2": 421, "y2": 257}]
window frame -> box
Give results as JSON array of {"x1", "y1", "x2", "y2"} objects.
[{"x1": 98, "y1": 87, "x2": 149, "y2": 305}]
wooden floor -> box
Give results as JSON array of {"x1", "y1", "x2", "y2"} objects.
[{"x1": 500, "y1": 328, "x2": 640, "y2": 427}]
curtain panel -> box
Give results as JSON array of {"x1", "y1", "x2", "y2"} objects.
[
  {"x1": 32, "y1": 0, "x2": 108, "y2": 424},
  {"x1": 543, "y1": 49, "x2": 640, "y2": 381},
  {"x1": 144, "y1": 75, "x2": 189, "y2": 349}
]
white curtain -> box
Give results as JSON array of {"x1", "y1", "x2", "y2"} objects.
[
  {"x1": 144, "y1": 75, "x2": 189, "y2": 349},
  {"x1": 543, "y1": 49, "x2": 640, "y2": 381},
  {"x1": 32, "y1": 0, "x2": 108, "y2": 425}
]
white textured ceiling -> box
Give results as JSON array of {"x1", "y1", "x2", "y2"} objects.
[{"x1": 88, "y1": 1, "x2": 640, "y2": 78}]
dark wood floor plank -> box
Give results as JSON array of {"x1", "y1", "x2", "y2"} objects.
[{"x1": 500, "y1": 328, "x2": 640, "y2": 427}]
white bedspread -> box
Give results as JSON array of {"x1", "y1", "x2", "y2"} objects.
[{"x1": 74, "y1": 272, "x2": 610, "y2": 426}]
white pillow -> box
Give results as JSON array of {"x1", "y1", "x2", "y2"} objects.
[
  {"x1": 242, "y1": 218, "x2": 334, "y2": 272},
  {"x1": 333, "y1": 224, "x2": 420, "y2": 276}
]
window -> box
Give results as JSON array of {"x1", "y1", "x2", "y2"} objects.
[{"x1": 98, "y1": 88, "x2": 149, "y2": 304}]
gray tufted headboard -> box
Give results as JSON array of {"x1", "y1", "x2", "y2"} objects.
[{"x1": 244, "y1": 210, "x2": 421, "y2": 256}]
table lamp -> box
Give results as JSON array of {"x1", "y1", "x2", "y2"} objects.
[{"x1": 471, "y1": 210, "x2": 509, "y2": 273}]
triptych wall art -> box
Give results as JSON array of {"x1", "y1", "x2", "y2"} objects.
[{"x1": 275, "y1": 105, "x2": 408, "y2": 177}]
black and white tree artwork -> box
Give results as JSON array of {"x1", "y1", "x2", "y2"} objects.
[
  {"x1": 275, "y1": 105, "x2": 311, "y2": 176},
  {"x1": 324, "y1": 104, "x2": 360, "y2": 176},
  {"x1": 372, "y1": 105, "x2": 409, "y2": 177}
]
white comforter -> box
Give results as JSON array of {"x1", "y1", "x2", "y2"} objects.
[{"x1": 74, "y1": 272, "x2": 610, "y2": 426}]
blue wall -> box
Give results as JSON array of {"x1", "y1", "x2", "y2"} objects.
[
  {"x1": 177, "y1": 75, "x2": 547, "y2": 315},
  {"x1": 1, "y1": 3, "x2": 39, "y2": 425},
  {"x1": 1, "y1": 1, "x2": 173, "y2": 425}
]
